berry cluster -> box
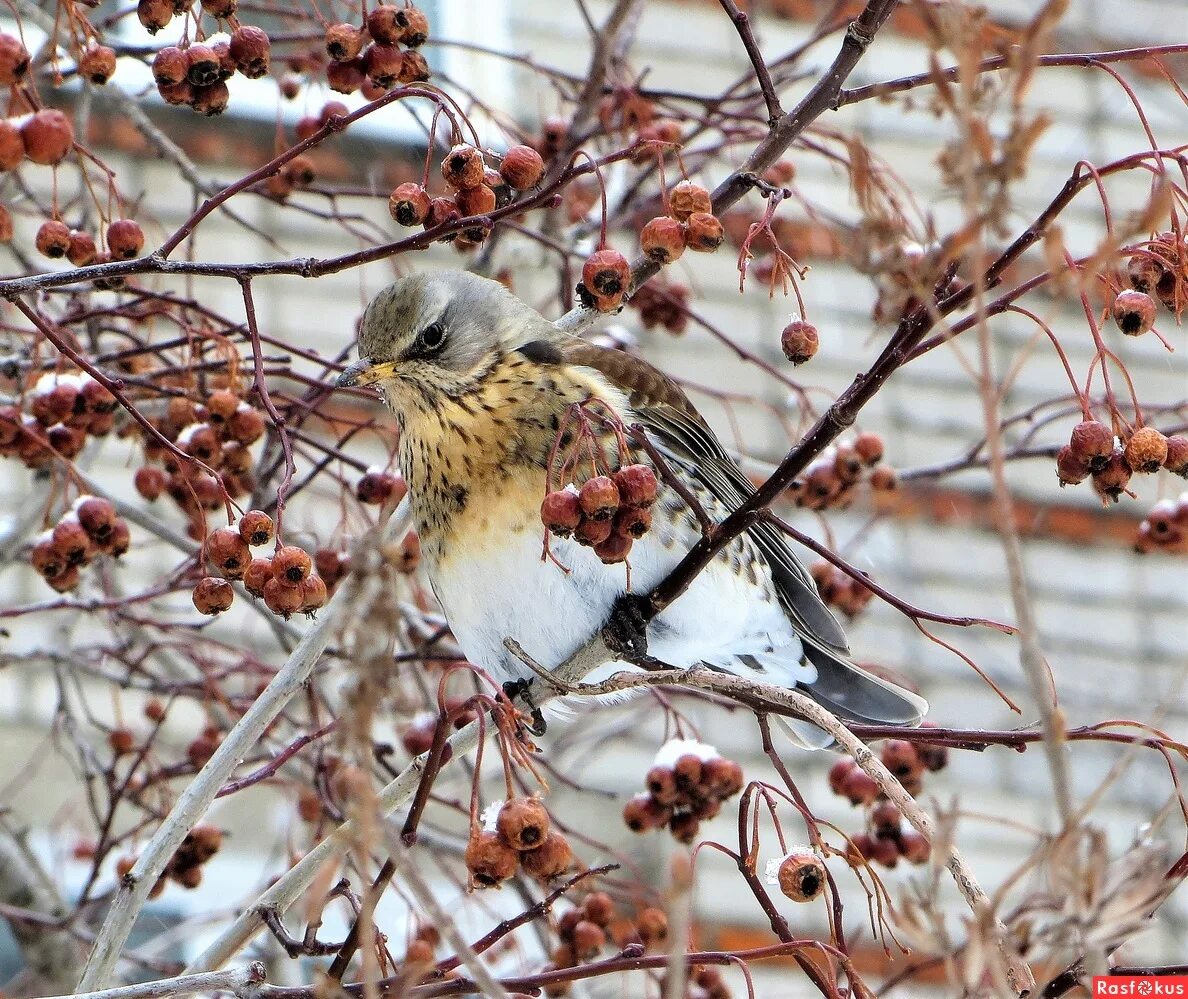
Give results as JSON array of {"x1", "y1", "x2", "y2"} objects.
[
  {"x1": 543, "y1": 897, "x2": 673, "y2": 998},
  {"x1": 766, "y1": 847, "x2": 827, "y2": 903},
  {"x1": 1, "y1": 372, "x2": 117, "y2": 472},
  {"x1": 30, "y1": 496, "x2": 130, "y2": 593},
  {"x1": 199, "y1": 522, "x2": 328, "y2": 617},
  {"x1": 321, "y1": 4, "x2": 431, "y2": 98},
  {"x1": 1136, "y1": 493, "x2": 1188, "y2": 554},
  {"x1": 1123, "y1": 231, "x2": 1187, "y2": 323},
  {"x1": 827, "y1": 738, "x2": 945, "y2": 870},
  {"x1": 148, "y1": 25, "x2": 272, "y2": 116},
  {"x1": 387, "y1": 142, "x2": 544, "y2": 248},
  {"x1": 1055, "y1": 419, "x2": 1187, "y2": 503},
  {"x1": 810, "y1": 562, "x2": 873, "y2": 619},
  {"x1": 134, "y1": 385, "x2": 266, "y2": 539},
  {"x1": 639, "y1": 180, "x2": 725, "y2": 266},
  {"x1": 465, "y1": 797, "x2": 574, "y2": 889},
  {"x1": 36, "y1": 217, "x2": 143, "y2": 266},
  {"x1": 628, "y1": 278, "x2": 690, "y2": 335},
  {"x1": 117, "y1": 824, "x2": 221, "y2": 897},
  {"x1": 622, "y1": 739, "x2": 745, "y2": 844},
  {"x1": 540, "y1": 464, "x2": 658, "y2": 566},
  {"x1": 787, "y1": 432, "x2": 896, "y2": 510}
]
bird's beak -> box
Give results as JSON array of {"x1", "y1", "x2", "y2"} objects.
[{"x1": 336, "y1": 357, "x2": 397, "y2": 388}]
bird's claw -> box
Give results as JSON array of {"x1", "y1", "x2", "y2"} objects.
[
  {"x1": 602, "y1": 593, "x2": 651, "y2": 661},
  {"x1": 502, "y1": 679, "x2": 547, "y2": 736}
]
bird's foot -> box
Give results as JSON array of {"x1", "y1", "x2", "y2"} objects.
[
  {"x1": 502, "y1": 679, "x2": 547, "y2": 736},
  {"x1": 602, "y1": 593, "x2": 651, "y2": 662}
]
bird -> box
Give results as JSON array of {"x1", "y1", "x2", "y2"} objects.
[{"x1": 336, "y1": 269, "x2": 926, "y2": 746}]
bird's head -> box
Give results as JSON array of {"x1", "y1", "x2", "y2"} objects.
[{"x1": 336, "y1": 270, "x2": 556, "y2": 407}]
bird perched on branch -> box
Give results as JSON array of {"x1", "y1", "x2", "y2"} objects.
[{"x1": 337, "y1": 270, "x2": 925, "y2": 746}]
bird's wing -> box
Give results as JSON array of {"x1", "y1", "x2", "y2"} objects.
[
  {"x1": 559, "y1": 341, "x2": 849, "y2": 653},
  {"x1": 559, "y1": 340, "x2": 927, "y2": 728}
]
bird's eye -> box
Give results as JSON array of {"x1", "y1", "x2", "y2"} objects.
[{"x1": 418, "y1": 322, "x2": 446, "y2": 352}]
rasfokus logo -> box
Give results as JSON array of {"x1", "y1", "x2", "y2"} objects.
[{"x1": 1094, "y1": 977, "x2": 1188, "y2": 996}]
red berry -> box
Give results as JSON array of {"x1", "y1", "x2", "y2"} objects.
[
  {"x1": 191, "y1": 81, "x2": 230, "y2": 116},
  {"x1": 613, "y1": 505, "x2": 651, "y2": 539},
  {"x1": 612, "y1": 464, "x2": 657, "y2": 507},
  {"x1": 1069, "y1": 420, "x2": 1114, "y2": 472},
  {"x1": 0, "y1": 120, "x2": 23, "y2": 171},
  {"x1": 52, "y1": 517, "x2": 94, "y2": 566},
  {"x1": 519, "y1": 832, "x2": 573, "y2": 882},
  {"x1": 152, "y1": 46, "x2": 188, "y2": 86},
  {"x1": 880, "y1": 740, "x2": 922, "y2": 780},
  {"x1": 900, "y1": 830, "x2": 931, "y2": 865},
  {"x1": 853, "y1": 432, "x2": 884, "y2": 466},
  {"x1": 364, "y1": 44, "x2": 404, "y2": 89},
  {"x1": 827, "y1": 757, "x2": 856, "y2": 795},
  {"x1": 1055, "y1": 444, "x2": 1090, "y2": 486},
  {"x1": 1112, "y1": 290, "x2": 1156, "y2": 336},
  {"x1": 1164, "y1": 436, "x2": 1188, "y2": 476},
  {"x1": 67, "y1": 230, "x2": 97, "y2": 266},
  {"x1": 582, "y1": 249, "x2": 631, "y2": 303},
  {"x1": 134, "y1": 466, "x2": 168, "y2": 501},
  {"x1": 263, "y1": 575, "x2": 304, "y2": 616},
  {"x1": 325, "y1": 23, "x2": 365, "y2": 62},
  {"x1": 840, "y1": 767, "x2": 878, "y2": 805},
  {"x1": 683, "y1": 211, "x2": 724, "y2": 252},
  {"x1": 242, "y1": 557, "x2": 273, "y2": 598},
  {"x1": 640, "y1": 216, "x2": 686, "y2": 264},
  {"x1": 326, "y1": 58, "x2": 365, "y2": 95},
  {"x1": 366, "y1": 5, "x2": 403, "y2": 44},
  {"x1": 192, "y1": 577, "x2": 234, "y2": 614},
  {"x1": 424, "y1": 197, "x2": 461, "y2": 237},
  {"x1": 185, "y1": 44, "x2": 221, "y2": 87},
  {"x1": 22, "y1": 110, "x2": 74, "y2": 166},
  {"x1": 388, "y1": 183, "x2": 431, "y2": 227},
  {"x1": 229, "y1": 26, "x2": 270, "y2": 79},
  {"x1": 623, "y1": 793, "x2": 670, "y2": 832},
  {"x1": 36, "y1": 220, "x2": 72, "y2": 258},
  {"x1": 272, "y1": 545, "x2": 312, "y2": 586},
  {"x1": 668, "y1": 180, "x2": 711, "y2": 221},
  {"x1": 541, "y1": 489, "x2": 582, "y2": 536},
  {"x1": 107, "y1": 220, "x2": 145, "y2": 259},
  {"x1": 299, "y1": 574, "x2": 328, "y2": 612},
  {"x1": 1124, "y1": 427, "x2": 1168, "y2": 474},
  {"x1": 776, "y1": 851, "x2": 826, "y2": 902},
  {"x1": 137, "y1": 0, "x2": 173, "y2": 33},
  {"x1": 593, "y1": 531, "x2": 632, "y2": 564},
  {"x1": 79, "y1": 45, "x2": 118, "y2": 85},
  {"x1": 0, "y1": 33, "x2": 29, "y2": 85},
  {"x1": 496, "y1": 797, "x2": 551, "y2": 851},
  {"x1": 75, "y1": 496, "x2": 118, "y2": 542},
  {"x1": 205, "y1": 527, "x2": 251, "y2": 579},
  {"x1": 781, "y1": 319, "x2": 819, "y2": 364},
  {"x1": 578, "y1": 476, "x2": 620, "y2": 520},
  {"x1": 499, "y1": 145, "x2": 544, "y2": 190},
  {"x1": 238, "y1": 510, "x2": 275, "y2": 547},
  {"x1": 441, "y1": 143, "x2": 486, "y2": 191},
  {"x1": 393, "y1": 5, "x2": 430, "y2": 46},
  {"x1": 465, "y1": 830, "x2": 519, "y2": 888}
]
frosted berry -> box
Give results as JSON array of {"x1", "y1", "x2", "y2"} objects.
[
  {"x1": 75, "y1": 496, "x2": 118, "y2": 542},
  {"x1": 684, "y1": 211, "x2": 724, "y2": 252},
  {"x1": 499, "y1": 145, "x2": 544, "y2": 190},
  {"x1": 776, "y1": 850, "x2": 826, "y2": 902},
  {"x1": 238, "y1": 510, "x2": 274, "y2": 547},
  {"x1": 389, "y1": 183, "x2": 431, "y2": 226},
  {"x1": 541, "y1": 489, "x2": 582, "y2": 536},
  {"x1": 640, "y1": 216, "x2": 686, "y2": 264},
  {"x1": 465, "y1": 830, "x2": 518, "y2": 888},
  {"x1": 36, "y1": 220, "x2": 72, "y2": 258},
  {"x1": 272, "y1": 545, "x2": 311, "y2": 586},
  {"x1": 441, "y1": 144, "x2": 486, "y2": 191},
  {"x1": 1112, "y1": 290, "x2": 1156, "y2": 336},
  {"x1": 107, "y1": 220, "x2": 145, "y2": 259},
  {"x1": 668, "y1": 181, "x2": 711, "y2": 221},
  {"x1": 781, "y1": 319, "x2": 818, "y2": 364},
  {"x1": 192, "y1": 577, "x2": 234, "y2": 614},
  {"x1": 1124, "y1": 427, "x2": 1168, "y2": 474},
  {"x1": 31, "y1": 535, "x2": 66, "y2": 580},
  {"x1": 497, "y1": 797, "x2": 551, "y2": 850}
]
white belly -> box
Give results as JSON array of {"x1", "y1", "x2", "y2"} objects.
[{"x1": 425, "y1": 502, "x2": 812, "y2": 691}]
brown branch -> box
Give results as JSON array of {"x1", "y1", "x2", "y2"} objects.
[{"x1": 718, "y1": 0, "x2": 785, "y2": 126}]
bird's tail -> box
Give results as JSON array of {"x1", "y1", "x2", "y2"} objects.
[{"x1": 747, "y1": 639, "x2": 927, "y2": 750}]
